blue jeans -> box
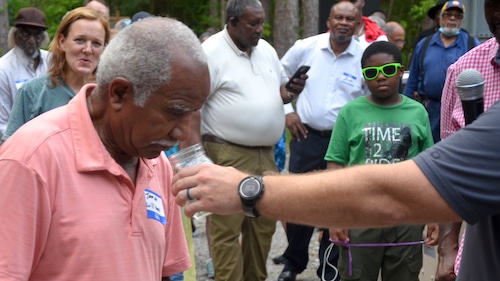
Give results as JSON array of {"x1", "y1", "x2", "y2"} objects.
[{"x1": 170, "y1": 272, "x2": 183, "y2": 281}]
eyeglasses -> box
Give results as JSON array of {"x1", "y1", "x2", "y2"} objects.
[
  {"x1": 388, "y1": 36, "x2": 406, "y2": 46},
  {"x1": 362, "y1": 63, "x2": 401, "y2": 80},
  {"x1": 17, "y1": 29, "x2": 44, "y2": 41},
  {"x1": 441, "y1": 12, "x2": 464, "y2": 20}
]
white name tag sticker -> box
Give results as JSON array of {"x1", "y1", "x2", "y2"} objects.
[
  {"x1": 15, "y1": 79, "x2": 29, "y2": 89},
  {"x1": 340, "y1": 72, "x2": 357, "y2": 87},
  {"x1": 145, "y1": 189, "x2": 167, "y2": 225}
]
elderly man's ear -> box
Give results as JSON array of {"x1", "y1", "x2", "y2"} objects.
[{"x1": 108, "y1": 78, "x2": 134, "y2": 110}]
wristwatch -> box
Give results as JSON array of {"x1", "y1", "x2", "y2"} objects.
[{"x1": 238, "y1": 175, "x2": 264, "y2": 218}]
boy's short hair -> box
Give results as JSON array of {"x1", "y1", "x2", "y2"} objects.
[{"x1": 361, "y1": 41, "x2": 403, "y2": 67}]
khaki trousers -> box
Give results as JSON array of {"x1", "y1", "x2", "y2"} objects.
[{"x1": 203, "y1": 141, "x2": 277, "y2": 281}]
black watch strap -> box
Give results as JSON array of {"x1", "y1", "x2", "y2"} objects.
[
  {"x1": 239, "y1": 175, "x2": 264, "y2": 218},
  {"x1": 242, "y1": 203, "x2": 261, "y2": 218}
]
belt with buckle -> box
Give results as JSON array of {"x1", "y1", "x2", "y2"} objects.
[
  {"x1": 304, "y1": 124, "x2": 332, "y2": 137},
  {"x1": 201, "y1": 135, "x2": 227, "y2": 145}
]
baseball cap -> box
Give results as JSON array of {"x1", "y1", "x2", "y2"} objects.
[
  {"x1": 441, "y1": 1, "x2": 465, "y2": 13},
  {"x1": 14, "y1": 7, "x2": 48, "y2": 29},
  {"x1": 131, "y1": 11, "x2": 152, "y2": 23}
]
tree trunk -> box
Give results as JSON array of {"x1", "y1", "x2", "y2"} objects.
[
  {"x1": 0, "y1": 0, "x2": 8, "y2": 56},
  {"x1": 220, "y1": 0, "x2": 226, "y2": 29},
  {"x1": 273, "y1": 0, "x2": 299, "y2": 58},
  {"x1": 208, "y1": 0, "x2": 220, "y2": 28},
  {"x1": 261, "y1": 0, "x2": 271, "y2": 22},
  {"x1": 301, "y1": 0, "x2": 319, "y2": 38}
]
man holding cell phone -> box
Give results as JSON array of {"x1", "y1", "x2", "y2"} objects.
[
  {"x1": 275, "y1": 2, "x2": 369, "y2": 281},
  {"x1": 197, "y1": 1, "x2": 307, "y2": 280}
]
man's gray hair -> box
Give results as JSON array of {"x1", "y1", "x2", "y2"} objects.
[
  {"x1": 381, "y1": 23, "x2": 395, "y2": 36},
  {"x1": 96, "y1": 17, "x2": 207, "y2": 107},
  {"x1": 7, "y1": 27, "x2": 50, "y2": 50},
  {"x1": 226, "y1": 0, "x2": 262, "y2": 23}
]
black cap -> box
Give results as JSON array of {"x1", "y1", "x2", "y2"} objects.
[{"x1": 427, "y1": 0, "x2": 448, "y2": 19}]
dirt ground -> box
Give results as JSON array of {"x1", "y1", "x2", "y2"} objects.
[{"x1": 192, "y1": 218, "x2": 321, "y2": 281}]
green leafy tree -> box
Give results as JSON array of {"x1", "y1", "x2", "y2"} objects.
[
  {"x1": 106, "y1": 0, "x2": 216, "y2": 36},
  {"x1": 381, "y1": 0, "x2": 436, "y2": 65},
  {"x1": 8, "y1": 0, "x2": 82, "y2": 39},
  {"x1": 3, "y1": 0, "x2": 438, "y2": 60}
]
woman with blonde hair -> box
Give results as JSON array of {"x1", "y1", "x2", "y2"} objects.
[{"x1": 2, "y1": 7, "x2": 109, "y2": 142}]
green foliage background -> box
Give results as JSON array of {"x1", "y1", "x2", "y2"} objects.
[
  {"x1": 6, "y1": 0, "x2": 216, "y2": 40},
  {"x1": 381, "y1": 0, "x2": 436, "y2": 64},
  {"x1": 6, "y1": 0, "x2": 438, "y2": 63},
  {"x1": 8, "y1": 0, "x2": 82, "y2": 36}
]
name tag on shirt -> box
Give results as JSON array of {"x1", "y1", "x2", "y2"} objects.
[
  {"x1": 15, "y1": 79, "x2": 29, "y2": 89},
  {"x1": 145, "y1": 189, "x2": 167, "y2": 225},
  {"x1": 341, "y1": 72, "x2": 357, "y2": 87}
]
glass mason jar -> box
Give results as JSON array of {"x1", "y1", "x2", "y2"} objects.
[
  {"x1": 168, "y1": 143, "x2": 213, "y2": 219},
  {"x1": 168, "y1": 143, "x2": 213, "y2": 171}
]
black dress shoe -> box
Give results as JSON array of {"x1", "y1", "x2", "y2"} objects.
[
  {"x1": 272, "y1": 255, "x2": 287, "y2": 265},
  {"x1": 277, "y1": 269, "x2": 297, "y2": 281}
]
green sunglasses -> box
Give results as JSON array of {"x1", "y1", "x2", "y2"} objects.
[{"x1": 362, "y1": 63, "x2": 402, "y2": 80}]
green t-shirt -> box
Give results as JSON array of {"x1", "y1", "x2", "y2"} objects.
[
  {"x1": 325, "y1": 95, "x2": 433, "y2": 166},
  {"x1": 2, "y1": 74, "x2": 75, "y2": 141}
]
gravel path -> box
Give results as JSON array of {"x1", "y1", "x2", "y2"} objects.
[{"x1": 192, "y1": 218, "x2": 321, "y2": 281}]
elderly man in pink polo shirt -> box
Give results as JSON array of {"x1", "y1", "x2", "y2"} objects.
[{"x1": 0, "y1": 17, "x2": 209, "y2": 281}]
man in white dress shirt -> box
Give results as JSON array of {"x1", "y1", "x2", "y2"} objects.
[{"x1": 276, "y1": 2, "x2": 368, "y2": 281}]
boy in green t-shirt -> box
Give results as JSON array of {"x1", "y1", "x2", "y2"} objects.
[{"x1": 324, "y1": 41, "x2": 437, "y2": 281}]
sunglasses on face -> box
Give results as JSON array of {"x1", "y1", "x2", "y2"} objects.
[
  {"x1": 362, "y1": 63, "x2": 401, "y2": 80},
  {"x1": 441, "y1": 12, "x2": 464, "y2": 20},
  {"x1": 18, "y1": 28, "x2": 44, "y2": 41}
]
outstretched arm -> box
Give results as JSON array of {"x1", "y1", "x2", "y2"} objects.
[{"x1": 172, "y1": 160, "x2": 460, "y2": 229}]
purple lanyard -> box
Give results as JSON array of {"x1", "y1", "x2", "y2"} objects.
[{"x1": 329, "y1": 239, "x2": 424, "y2": 276}]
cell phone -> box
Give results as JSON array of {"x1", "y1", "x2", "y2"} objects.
[{"x1": 285, "y1": 65, "x2": 310, "y2": 91}]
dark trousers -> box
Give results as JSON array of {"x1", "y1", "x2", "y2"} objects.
[
  {"x1": 426, "y1": 100, "x2": 441, "y2": 143},
  {"x1": 283, "y1": 128, "x2": 340, "y2": 280}
]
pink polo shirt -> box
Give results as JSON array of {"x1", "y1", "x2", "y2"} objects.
[{"x1": 0, "y1": 84, "x2": 190, "y2": 281}]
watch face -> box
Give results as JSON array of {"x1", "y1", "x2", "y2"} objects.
[{"x1": 241, "y1": 177, "x2": 261, "y2": 199}]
